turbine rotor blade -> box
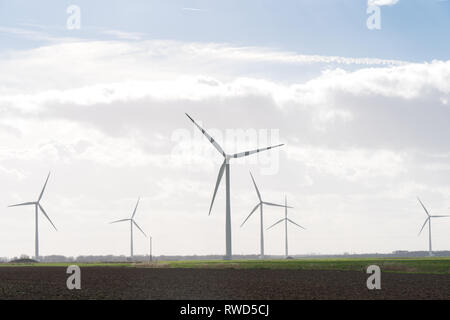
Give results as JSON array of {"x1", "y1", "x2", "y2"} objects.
[
  {"x1": 185, "y1": 113, "x2": 226, "y2": 157},
  {"x1": 249, "y1": 171, "x2": 262, "y2": 201},
  {"x1": 110, "y1": 218, "x2": 130, "y2": 224},
  {"x1": 38, "y1": 172, "x2": 51, "y2": 202},
  {"x1": 38, "y1": 204, "x2": 57, "y2": 231},
  {"x1": 209, "y1": 159, "x2": 226, "y2": 215},
  {"x1": 231, "y1": 144, "x2": 284, "y2": 159},
  {"x1": 263, "y1": 202, "x2": 293, "y2": 209},
  {"x1": 8, "y1": 202, "x2": 36, "y2": 207},
  {"x1": 266, "y1": 218, "x2": 285, "y2": 230},
  {"x1": 288, "y1": 218, "x2": 306, "y2": 230},
  {"x1": 431, "y1": 215, "x2": 450, "y2": 218},
  {"x1": 417, "y1": 197, "x2": 430, "y2": 217},
  {"x1": 133, "y1": 220, "x2": 147, "y2": 237},
  {"x1": 240, "y1": 203, "x2": 261, "y2": 227},
  {"x1": 131, "y1": 197, "x2": 140, "y2": 219},
  {"x1": 418, "y1": 218, "x2": 430, "y2": 236}
]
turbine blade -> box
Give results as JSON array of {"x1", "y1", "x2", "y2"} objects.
[
  {"x1": 131, "y1": 197, "x2": 140, "y2": 219},
  {"x1": 288, "y1": 218, "x2": 306, "y2": 230},
  {"x1": 209, "y1": 159, "x2": 226, "y2": 215},
  {"x1": 8, "y1": 202, "x2": 35, "y2": 207},
  {"x1": 431, "y1": 215, "x2": 450, "y2": 218},
  {"x1": 133, "y1": 220, "x2": 147, "y2": 237},
  {"x1": 38, "y1": 172, "x2": 51, "y2": 202},
  {"x1": 418, "y1": 218, "x2": 429, "y2": 236},
  {"x1": 38, "y1": 204, "x2": 57, "y2": 231},
  {"x1": 266, "y1": 218, "x2": 285, "y2": 230},
  {"x1": 417, "y1": 197, "x2": 430, "y2": 217},
  {"x1": 263, "y1": 202, "x2": 293, "y2": 209},
  {"x1": 285, "y1": 195, "x2": 289, "y2": 217},
  {"x1": 231, "y1": 144, "x2": 284, "y2": 159},
  {"x1": 185, "y1": 113, "x2": 226, "y2": 157},
  {"x1": 249, "y1": 171, "x2": 262, "y2": 201},
  {"x1": 110, "y1": 218, "x2": 130, "y2": 224},
  {"x1": 240, "y1": 203, "x2": 261, "y2": 227}
]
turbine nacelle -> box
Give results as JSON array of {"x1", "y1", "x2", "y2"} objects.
[
  {"x1": 110, "y1": 197, "x2": 147, "y2": 238},
  {"x1": 417, "y1": 197, "x2": 450, "y2": 236},
  {"x1": 416, "y1": 197, "x2": 450, "y2": 256}
]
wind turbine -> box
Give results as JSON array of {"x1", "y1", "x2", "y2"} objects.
[
  {"x1": 417, "y1": 197, "x2": 450, "y2": 256},
  {"x1": 8, "y1": 172, "x2": 57, "y2": 261},
  {"x1": 240, "y1": 172, "x2": 290, "y2": 259},
  {"x1": 186, "y1": 113, "x2": 284, "y2": 260},
  {"x1": 110, "y1": 197, "x2": 147, "y2": 259},
  {"x1": 267, "y1": 196, "x2": 305, "y2": 258}
]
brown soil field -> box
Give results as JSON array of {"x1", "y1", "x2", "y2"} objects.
[{"x1": 0, "y1": 267, "x2": 448, "y2": 300}]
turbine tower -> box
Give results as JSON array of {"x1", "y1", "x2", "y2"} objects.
[
  {"x1": 8, "y1": 172, "x2": 57, "y2": 261},
  {"x1": 267, "y1": 196, "x2": 305, "y2": 258},
  {"x1": 240, "y1": 172, "x2": 290, "y2": 259},
  {"x1": 417, "y1": 197, "x2": 450, "y2": 256},
  {"x1": 110, "y1": 197, "x2": 147, "y2": 259},
  {"x1": 186, "y1": 113, "x2": 283, "y2": 260}
]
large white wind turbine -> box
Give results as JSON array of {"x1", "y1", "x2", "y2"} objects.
[
  {"x1": 8, "y1": 172, "x2": 57, "y2": 261},
  {"x1": 186, "y1": 113, "x2": 283, "y2": 260},
  {"x1": 110, "y1": 197, "x2": 147, "y2": 259},
  {"x1": 267, "y1": 196, "x2": 305, "y2": 258},
  {"x1": 240, "y1": 172, "x2": 291, "y2": 259},
  {"x1": 417, "y1": 197, "x2": 450, "y2": 256}
]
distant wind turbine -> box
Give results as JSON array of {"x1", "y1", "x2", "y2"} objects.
[
  {"x1": 417, "y1": 197, "x2": 450, "y2": 256},
  {"x1": 267, "y1": 196, "x2": 305, "y2": 258},
  {"x1": 185, "y1": 113, "x2": 284, "y2": 260},
  {"x1": 110, "y1": 197, "x2": 147, "y2": 259},
  {"x1": 241, "y1": 172, "x2": 291, "y2": 259},
  {"x1": 8, "y1": 172, "x2": 57, "y2": 261},
  {"x1": 149, "y1": 235, "x2": 153, "y2": 263}
]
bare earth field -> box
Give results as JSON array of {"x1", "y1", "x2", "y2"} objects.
[{"x1": 0, "y1": 266, "x2": 449, "y2": 300}]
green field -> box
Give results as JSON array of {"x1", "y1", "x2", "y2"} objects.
[
  {"x1": 1, "y1": 257, "x2": 450, "y2": 274},
  {"x1": 161, "y1": 258, "x2": 450, "y2": 274},
  {"x1": 0, "y1": 262, "x2": 132, "y2": 268}
]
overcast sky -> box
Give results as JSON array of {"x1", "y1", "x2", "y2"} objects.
[{"x1": 1, "y1": 0, "x2": 450, "y2": 258}]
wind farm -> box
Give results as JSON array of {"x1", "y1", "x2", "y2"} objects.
[
  {"x1": 1, "y1": 0, "x2": 450, "y2": 302},
  {"x1": 0, "y1": 115, "x2": 449, "y2": 301},
  {"x1": 1, "y1": 114, "x2": 449, "y2": 301}
]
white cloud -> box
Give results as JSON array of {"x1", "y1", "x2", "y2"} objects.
[
  {"x1": 368, "y1": 0, "x2": 399, "y2": 6},
  {"x1": 287, "y1": 146, "x2": 407, "y2": 181},
  {"x1": 0, "y1": 40, "x2": 408, "y2": 95},
  {"x1": 182, "y1": 7, "x2": 207, "y2": 12},
  {"x1": 100, "y1": 30, "x2": 144, "y2": 41}
]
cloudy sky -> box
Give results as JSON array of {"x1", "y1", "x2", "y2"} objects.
[{"x1": 1, "y1": 0, "x2": 450, "y2": 258}]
